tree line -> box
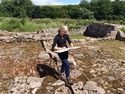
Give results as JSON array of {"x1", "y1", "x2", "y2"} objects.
[{"x1": 0, "y1": 0, "x2": 125, "y2": 20}]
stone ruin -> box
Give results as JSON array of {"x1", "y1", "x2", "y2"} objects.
[
  {"x1": 0, "y1": 28, "x2": 125, "y2": 94},
  {"x1": 84, "y1": 23, "x2": 125, "y2": 41}
]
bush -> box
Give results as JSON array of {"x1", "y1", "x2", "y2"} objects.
[{"x1": 0, "y1": 18, "x2": 21, "y2": 31}]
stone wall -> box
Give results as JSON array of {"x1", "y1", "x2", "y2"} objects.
[
  {"x1": 0, "y1": 30, "x2": 53, "y2": 43},
  {"x1": 0, "y1": 28, "x2": 84, "y2": 43}
]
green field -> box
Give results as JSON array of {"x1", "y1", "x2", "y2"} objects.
[
  {"x1": 70, "y1": 35, "x2": 85, "y2": 39},
  {"x1": 0, "y1": 17, "x2": 95, "y2": 32}
]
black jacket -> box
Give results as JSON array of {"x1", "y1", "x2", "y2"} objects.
[{"x1": 51, "y1": 34, "x2": 71, "y2": 51}]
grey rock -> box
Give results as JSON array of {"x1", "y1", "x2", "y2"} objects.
[
  {"x1": 74, "y1": 53, "x2": 84, "y2": 59},
  {"x1": 90, "y1": 69, "x2": 96, "y2": 74},
  {"x1": 70, "y1": 69, "x2": 82, "y2": 79},
  {"x1": 32, "y1": 88, "x2": 39, "y2": 94},
  {"x1": 55, "y1": 86, "x2": 72, "y2": 94},
  {"x1": 27, "y1": 77, "x2": 44, "y2": 88},
  {"x1": 106, "y1": 76, "x2": 115, "y2": 81},
  {"x1": 68, "y1": 55, "x2": 76, "y2": 66},
  {"x1": 38, "y1": 51, "x2": 50, "y2": 60},
  {"x1": 122, "y1": 90, "x2": 125, "y2": 94},
  {"x1": 46, "y1": 50, "x2": 60, "y2": 61},
  {"x1": 83, "y1": 81, "x2": 105, "y2": 94},
  {"x1": 9, "y1": 83, "x2": 30, "y2": 94},
  {"x1": 9, "y1": 76, "x2": 44, "y2": 94},
  {"x1": 46, "y1": 86, "x2": 54, "y2": 90},
  {"x1": 84, "y1": 23, "x2": 116, "y2": 38},
  {"x1": 72, "y1": 81, "x2": 84, "y2": 90},
  {"x1": 116, "y1": 31, "x2": 125, "y2": 41},
  {"x1": 52, "y1": 80, "x2": 65, "y2": 86}
]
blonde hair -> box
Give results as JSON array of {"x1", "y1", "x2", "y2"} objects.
[
  {"x1": 58, "y1": 28, "x2": 66, "y2": 33},
  {"x1": 62, "y1": 25, "x2": 69, "y2": 34},
  {"x1": 63, "y1": 26, "x2": 68, "y2": 31}
]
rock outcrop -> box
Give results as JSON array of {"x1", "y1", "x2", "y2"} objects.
[{"x1": 84, "y1": 23, "x2": 117, "y2": 38}]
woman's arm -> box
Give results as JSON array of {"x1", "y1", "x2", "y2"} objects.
[{"x1": 66, "y1": 34, "x2": 73, "y2": 47}]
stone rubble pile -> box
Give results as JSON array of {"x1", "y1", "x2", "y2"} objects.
[
  {"x1": 55, "y1": 81, "x2": 105, "y2": 94},
  {"x1": 8, "y1": 76, "x2": 44, "y2": 94},
  {"x1": 0, "y1": 28, "x2": 84, "y2": 43},
  {"x1": 0, "y1": 30, "x2": 54, "y2": 43}
]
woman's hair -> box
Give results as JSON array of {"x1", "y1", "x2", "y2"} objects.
[{"x1": 58, "y1": 28, "x2": 66, "y2": 33}]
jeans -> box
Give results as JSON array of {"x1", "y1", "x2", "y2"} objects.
[{"x1": 58, "y1": 51, "x2": 70, "y2": 78}]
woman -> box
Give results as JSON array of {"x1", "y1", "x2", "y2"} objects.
[{"x1": 51, "y1": 28, "x2": 73, "y2": 85}]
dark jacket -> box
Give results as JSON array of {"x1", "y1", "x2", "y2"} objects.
[{"x1": 51, "y1": 34, "x2": 71, "y2": 51}]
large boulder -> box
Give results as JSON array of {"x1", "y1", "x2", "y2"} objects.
[
  {"x1": 116, "y1": 31, "x2": 125, "y2": 41},
  {"x1": 84, "y1": 23, "x2": 117, "y2": 38}
]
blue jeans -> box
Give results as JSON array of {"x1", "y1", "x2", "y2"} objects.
[{"x1": 58, "y1": 51, "x2": 70, "y2": 78}]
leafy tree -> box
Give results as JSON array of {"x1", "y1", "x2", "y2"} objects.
[
  {"x1": 112, "y1": 0, "x2": 125, "y2": 20},
  {"x1": 90, "y1": 0, "x2": 113, "y2": 20},
  {"x1": 13, "y1": 0, "x2": 33, "y2": 17},
  {"x1": 0, "y1": 0, "x2": 14, "y2": 17},
  {"x1": 80, "y1": 0, "x2": 91, "y2": 9},
  {"x1": 32, "y1": 6, "x2": 42, "y2": 18}
]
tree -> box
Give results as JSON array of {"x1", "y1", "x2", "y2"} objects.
[
  {"x1": 64, "y1": 5, "x2": 94, "y2": 19},
  {"x1": 80, "y1": 0, "x2": 91, "y2": 9},
  {"x1": 0, "y1": 0, "x2": 14, "y2": 17},
  {"x1": 90, "y1": 0, "x2": 113, "y2": 20},
  {"x1": 13, "y1": 0, "x2": 33, "y2": 17},
  {"x1": 112, "y1": 0, "x2": 125, "y2": 20}
]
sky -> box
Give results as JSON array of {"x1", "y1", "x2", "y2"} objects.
[{"x1": 31, "y1": 0, "x2": 81, "y2": 5}]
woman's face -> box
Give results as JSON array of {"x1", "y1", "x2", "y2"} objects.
[{"x1": 60, "y1": 30, "x2": 65, "y2": 36}]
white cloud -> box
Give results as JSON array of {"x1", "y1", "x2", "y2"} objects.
[{"x1": 31, "y1": 0, "x2": 63, "y2": 5}]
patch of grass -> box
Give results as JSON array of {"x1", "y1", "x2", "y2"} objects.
[
  {"x1": 120, "y1": 27, "x2": 125, "y2": 33},
  {"x1": 70, "y1": 35, "x2": 85, "y2": 39},
  {"x1": 101, "y1": 20, "x2": 125, "y2": 25},
  {"x1": 0, "y1": 17, "x2": 96, "y2": 32},
  {"x1": 91, "y1": 40, "x2": 125, "y2": 60}
]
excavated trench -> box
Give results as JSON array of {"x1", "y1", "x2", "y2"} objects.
[{"x1": 0, "y1": 39, "x2": 125, "y2": 94}]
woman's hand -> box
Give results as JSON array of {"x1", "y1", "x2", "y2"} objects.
[{"x1": 70, "y1": 43, "x2": 73, "y2": 48}]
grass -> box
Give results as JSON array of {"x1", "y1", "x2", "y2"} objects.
[
  {"x1": 120, "y1": 27, "x2": 125, "y2": 33},
  {"x1": 70, "y1": 35, "x2": 86, "y2": 39},
  {"x1": 0, "y1": 17, "x2": 96, "y2": 32},
  {"x1": 101, "y1": 19, "x2": 125, "y2": 25},
  {"x1": 91, "y1": 40, "x2": 125, "y2": 60},
  {"x1": 1, "y1": 17, "x2": 125, "y2": 32}
]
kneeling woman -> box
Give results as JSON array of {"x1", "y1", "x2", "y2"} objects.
[{"x1": 51, "y1": 28, "x2": 73, "y2": 85}]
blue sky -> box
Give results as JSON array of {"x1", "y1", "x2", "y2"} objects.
[{"x1": 31, "y1": 0, "x2": 81, "y2": 5}]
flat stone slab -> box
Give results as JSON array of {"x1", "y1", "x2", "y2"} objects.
[
  {"x1": 70, "y1": 69, "x2": 82, "y2": 79},
  {"x1": 52, "y1": 80, "x2": 65, "y2": 86}
]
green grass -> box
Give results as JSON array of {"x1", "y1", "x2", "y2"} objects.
[
  {"x1": 70, "y1": 35, "x2": 85, "y2": 39},
  {"x1": 91, "y1": 40, "x2": 125, "y2": 60},
  {"x1": 120, "y1": 27, "x2": 125, "y2": 33},
  {"x1": 1, "y1": 17, "x2": 125, "y2": 32},
  {"x1": 101, "y1": 20, "x2": 125, "y2": 25},
  {"x1": 0, "y1": 17, "x2": 96, "y2": 32}
]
